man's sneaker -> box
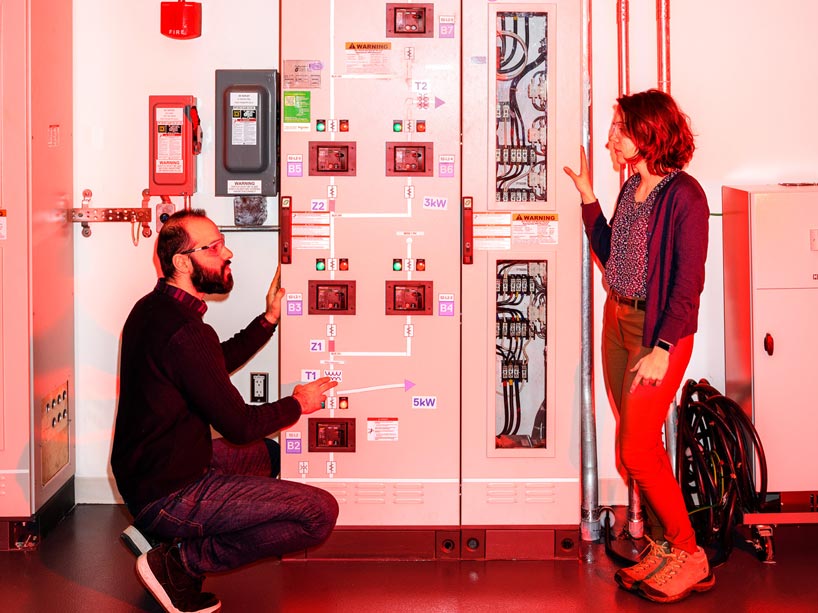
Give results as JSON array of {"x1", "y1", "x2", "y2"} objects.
[
  {"x1": 136, "y1": 542, "x2": 221, "y2": 613},
  {"x1": 615, "y1": 538, "x2": 672, "y2": 591},
  {"x1": 121, "y1": 525, "x2": 156, "y2": 557},
  {"x1": 638, "y1": 545, "x2": 715, "y2": 603}
]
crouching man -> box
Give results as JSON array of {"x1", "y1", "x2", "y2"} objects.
[{"x1": 112, "y1": 210, "x2": 338, "y2": 613}]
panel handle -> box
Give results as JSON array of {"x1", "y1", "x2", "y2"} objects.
[
  {"x1": 280, "y1": 196, "x2": 292, "y2": 264},
  {"x1": 462, "y1": 196, "x2": 473, "y2": 265},
  {"x1": 763, "y1": 333, "x2": 774, "y2": 356}
]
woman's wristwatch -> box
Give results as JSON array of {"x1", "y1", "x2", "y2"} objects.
[{"x1": 655, "y1": 339, "x2": 674, "y2": 353}]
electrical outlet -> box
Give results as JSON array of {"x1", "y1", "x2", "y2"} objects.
[{"x1": 250, "y1": 372, "x2": 268, "y2": 403}]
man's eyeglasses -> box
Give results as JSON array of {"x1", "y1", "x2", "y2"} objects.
[{"x1": 178, "y1": 234, "x2": 226, "y2": 256}]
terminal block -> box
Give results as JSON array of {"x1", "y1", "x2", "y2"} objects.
[
  {"x1": 495, "y1": 260, "x2": 548, "y2": 448},
  {"x1": 494, "y1": 11, "x2": 549, "y2": 203}
]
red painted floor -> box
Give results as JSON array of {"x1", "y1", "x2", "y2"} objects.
[{"x1": 1, "y1": 504, "x2": 816, "y2": 612}]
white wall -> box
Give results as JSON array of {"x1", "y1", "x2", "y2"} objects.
[
  {"x1": 587, "y1": 0, "x2": 818, "y2": 499},
  {"x1": 72, "y1": 0, "x2": 281, "y2": 502},
  {"x1": 72, "y1": 0, "x2": 818, "y2": 504}
]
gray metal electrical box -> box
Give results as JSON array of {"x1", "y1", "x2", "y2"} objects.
[{"x1": 215, "y1": 69, "x2": 278, "y2": 196}]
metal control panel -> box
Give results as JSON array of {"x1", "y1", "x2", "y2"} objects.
[
  {"x1": 280, "y1": 0, "x2": 582, "y2": 539},
  {"x1": 461, "y1": 2, "x2": 582, "y2": 528},
  {"x1": 280, "y1": 0, "x2": 462, "y2": 528}
]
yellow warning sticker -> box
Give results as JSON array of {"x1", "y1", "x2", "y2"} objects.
[
  {"x1": 345, "y1": 42, "x2": 393, "y2": 75},
  {"x1": 512, "y1": 213, "x2": 559, "y2": 245},
  {"x1": 512, "y1": 213, "x2": 559, "y2": 222},
  {"x1": 345, "y1": 42, "x2": 391, "y2": 51}
]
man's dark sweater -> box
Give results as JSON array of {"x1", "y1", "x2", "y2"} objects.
[{"x1": 111, "y1": 280, "x2": 301, "y2": 510}]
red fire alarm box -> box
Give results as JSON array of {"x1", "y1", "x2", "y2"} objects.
[
  {"x1": 148, "y1": 95, "x2": 201, "y2": 197},
  {"x1": 161, "y1": 2, "x2": 202, "y2": 40}
]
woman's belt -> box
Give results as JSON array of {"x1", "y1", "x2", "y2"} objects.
[{"x1": 609, "y1": 290, "x2": 646, "y2": 311}]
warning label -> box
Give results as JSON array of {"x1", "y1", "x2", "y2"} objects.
[
  {"x1": 231, "y1": 107, "x2": 258, "y2": 146},
  {"x1": 345, "y1": 42, "x2": 391, "y2": 51},
  {"x1": 367, "y1": 417, "x2": 399, "y2": 442},
  {"x1": 155, "y1": 106, "x2": 183, "y2": 174},
  {"x1": 512, "y1": 213, "x2": 559, "y2": 245},
  {"x1": 156, "y1": 158, "x2": 183, "y2": 174},
  {"x1": 345, "y1": 41, "x2": 392, "y2": 75},
  {"x1": 512, "y1": 213, "x2": 558, "y2": 222},
  {"x1": 227, "y1": 180, "x2": 262, "y2": 194}
]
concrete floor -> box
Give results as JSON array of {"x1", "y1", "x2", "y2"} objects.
[{"x1": 0, "y1": 504, "x2": 816, "y2": 612}]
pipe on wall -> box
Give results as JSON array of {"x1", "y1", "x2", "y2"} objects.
[
  {"x1": 657, "y1": 0, "x2": 670, "y2": 93},
  {"x1": 615, "y1": 0, "x2": 646, "y2": 540},
  {"x1": 617, "y1": 0, "x2": 630, "y2": 96},
  {"x1": 616, "y1": 0, "x2": 630, "y2": 187},
  {"x1": 579, "y1": 0, "x2": 600, "y2": 543},
  {"x1": 656, "y1": 0, "x2": 680, "y2": 476}
]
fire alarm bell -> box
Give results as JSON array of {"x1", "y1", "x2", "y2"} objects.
[{"x1": 161, "y1": 1, "x2": 202, "y2": 40}]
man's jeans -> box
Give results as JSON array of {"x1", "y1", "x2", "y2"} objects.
[{"x1": 133, "y1": 438, "x2": 339, "y2": 576}]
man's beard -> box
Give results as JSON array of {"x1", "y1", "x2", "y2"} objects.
[{"x1": 190, "y1": 257, "x2": 234, "y2": 294}]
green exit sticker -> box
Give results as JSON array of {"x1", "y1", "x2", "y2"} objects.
[{"x1": 283, "y1": 91, "x2": 311, "y2": 130}]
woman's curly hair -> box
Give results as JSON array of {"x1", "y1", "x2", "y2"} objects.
[{"x1": 618, "y1": 89, "x2": 695, "y2": 175}]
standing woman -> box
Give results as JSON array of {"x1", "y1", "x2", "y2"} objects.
[{"x1": 564, "y1": 89, "x2": 713, "y2": 604}]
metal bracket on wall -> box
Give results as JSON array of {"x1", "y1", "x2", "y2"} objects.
[{"x1": 71, "y1": 188, "x2": 153, "y2": 242}]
